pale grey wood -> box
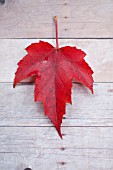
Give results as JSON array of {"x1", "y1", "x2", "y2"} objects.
[
  {"x1": 0, "y1": 83, "x2": 113, "y2": 126},
  {"x1": 0, "y1": 1, "x2": 113, "y2": 169},
  {"x1": 0, "y1": 0, "x2": 113, "y2": 38},
  {"x1": 0, "y1": 127, "x2": 113, "y2": 170},
  {"x1": 0, "y1": 39, "x2": 113, "y2": 82}
]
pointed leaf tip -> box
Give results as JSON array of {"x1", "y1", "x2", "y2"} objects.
[{"x1": 55, "y1": 125, "x2": 62, "y2": 139}]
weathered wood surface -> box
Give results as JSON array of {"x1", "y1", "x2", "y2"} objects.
[
  {"x1": 0, "y1": 127, "x2": 113, "y2": 170},
  {"x1": 0, "y1": 83, "x2": 113, "y2": 127},
  {"x1": 0, "y1": 82, "x2": 113, "y2": 170},
  {"x1": 0, "y1": 0, "x2": 113, "y2": 38},
  {"x1": 0, "y1": 0, "x2": 113, "y2": 169},
  {"x1": 0, "y1": 39, "x2": 113, "y2": 82}
]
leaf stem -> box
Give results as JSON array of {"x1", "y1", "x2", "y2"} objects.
[{"x1": 54, "y1": 16, "x2": 59, "y2": 49}]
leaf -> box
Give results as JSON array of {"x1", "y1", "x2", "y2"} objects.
[{"x1": 14, "y1": 16, "x2": 94, "y2": 138}]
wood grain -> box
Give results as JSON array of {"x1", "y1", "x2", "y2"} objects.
[
  {"x1": 0, "y1": 0, "x2": 113, "y2": 38},
  {"x1": 0, "y1": 39, "x2": 113, "y2": 83},
  {"x1": 0, "y1": 1, "x2": 113, "y2": 169},
  {"x1": 0, "y1": 127, "x2": 113, "y2": 170},
  {"x1": 0, "y1": 83, "x2": 113, "y2": 127}
]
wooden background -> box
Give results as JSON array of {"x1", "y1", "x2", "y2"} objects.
[{"x1": 0, "y1": 0, "x2": 113, "y2": 170}]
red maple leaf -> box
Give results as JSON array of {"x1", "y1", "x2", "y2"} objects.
[{"x1": 14, "y1": 16, "x2": 94, "y2": 138}]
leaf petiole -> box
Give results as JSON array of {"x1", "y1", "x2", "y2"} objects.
[{"x1": 54, "y1": 16, "x2": 59, "y2": 49}]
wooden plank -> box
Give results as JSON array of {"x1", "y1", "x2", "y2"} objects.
[
  {"x1": 0, "y1": 0, "x2": 113, "y2": 38},
  {"x1": 0, "y1": 39, "x2": 113, "y2": 82},
  {"x1": 0, "y1": 83, "x2": 113, "y2": 127},
  {"x1": 0, "y1": 127, "x2": 113, "y2": 170}
]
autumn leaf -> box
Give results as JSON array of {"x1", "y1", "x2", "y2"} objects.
[{"x1": 13, "y1": 16, "x2": 94, "y2": 138}]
